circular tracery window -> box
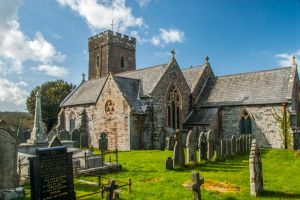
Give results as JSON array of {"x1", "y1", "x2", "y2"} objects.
[{"x1": 105, "y1": 100, "x2": 115, "y2": 115}]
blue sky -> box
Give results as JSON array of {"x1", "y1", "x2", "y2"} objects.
[{"x1": 0, "y1": 0, "x2": 299, "y2": 111}]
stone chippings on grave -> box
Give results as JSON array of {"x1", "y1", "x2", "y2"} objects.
[
  {"x1": 249, "y1": 139, "x2": 263, "y2": 197},
  {"x1": 186, "y1": 129, "x2": 197, "y2": 163},
  {"x1": 189, "y1": 172, "x2": 204, "y2": 200},
  {"x1": 221, "y1": 139, "x2": 227, "y2": 158},
  {"x1": 29, "y1": 146, "x2": 76, "y2": 200},
  {"x1": 99, "y1": 132, "x2": 108, "y2": 152},
  {"x1": 226, "y1": 140, "x2": 232, "y2": 156},
  {"x1": 231, "y1": 135, "x2": 236, "y2": 155},
  {"x1": 165, "y1": 157, "x2": 173, "y2": 170},
  {"x1": 173, "y1": 129, "x2": 185, "y2": 168},
  {"x1": 198, "y1": 132, "x2": 207, "y2": 161},
  {"x1": 71, "y1": 129, "x2": 81, "y2": 148},
  {"x1": 206, "y1": 130, "x2": 214, "y2": 160}
]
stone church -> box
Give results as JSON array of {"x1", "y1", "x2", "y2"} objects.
[{"x1": 58, "y1": 30, "x2": 300, "y2": 150}]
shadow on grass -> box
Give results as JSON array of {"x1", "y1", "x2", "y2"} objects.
[{"x1": 261, "y1": 190, "x2": 300, "y2": 199}]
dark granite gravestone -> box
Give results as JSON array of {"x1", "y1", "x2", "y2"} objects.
[
  {"x1": 59, "y1": 130, "x2": 70, "y2": 141},
  {"x1": 80, "y1": 133, "x2": 89, "y2": 148},
  {"x1": 29, "y1": 146, "x2": 75, "y2": 200},
  {"x1": 165, "y1": 157, "x2": 173, "y2": 170},
  {"x1": 71, "y1": 129, "x2": 81, "y2": 148},
  {"x1": 99, "y1": 132, "x2": 108, "y2": 152},
  {"x1": 198, "y1": 132, "x2": 207, "y2": 161}
]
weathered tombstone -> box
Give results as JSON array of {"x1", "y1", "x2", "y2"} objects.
[
  {"x1": 80, "y1": 133, "x2": 89, "y2": 148},
  {"x1": 221, "y1": 140, "x2": 227, "y2": 158},
  {"x1": 102, "y1": 179, "x2": 118, "y2": 200},
  {"x1": 189, "y1": 172, "x2": 204, "y2": 200},
  {"x1": 236, "y1": 137, "x2": 240, "y2": 154},
  {"x1": 231, "y1": 135, "x2": 236, "y2": 155},
  {"x1": 186, "y1": 129, "x2": 197, "y2": 163},
  {"x1": 198, "y1": 132, "x2": 207, "y2": 161},
  {"x1": 173, "y1": 130, "x2": 185, "y2": 168},
  {"x1": 226, "y1": 140, "x2": 231, "y2": 156},
  {"x1": 99, "y1": 132, "x2": 108, "y2": 152},
  {"x1": 206, "y1": 130, "x2": 214, "y2": 160},
  {"x1": 48, "y1": 135, "x2": 63, "y2": 147},
  {"x1": 59, "y1": 130, "x2": 71, "y2": 140},
  {"x1": 71, "y1": 129, "x2": 81, "y2": 147},
  {"x1": 47, "y1": 129, "x2": 57, "y2": 141},
  {"x1": 249, "y1": 139, "x2": 263, "y2": 197},
  {"x1": 165, "y1": 157, "x2": 173, "y2": 170},
  {"x1": 165, "y1": 137, "x2": 173, "y2": 150},
  {"x1": 29, "y1": 146, "x2": 75, "y2": 200}
]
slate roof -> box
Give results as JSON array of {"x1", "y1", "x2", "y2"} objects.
[
  {"x1": 61, "y1": 77, "x2": 107, "y2": 107},
  {"x1": 184, "y1": 107, "x2": 219, "y2": 125},
  {"x1": 197, "y1": 67, "x2": 295, "y2": 107},
  {"x1": 182, "y1": 65, "x2": 206, "y2": 92},
  {"x1": 116, "y1": 64, "x2": 168, "y2": 95}
]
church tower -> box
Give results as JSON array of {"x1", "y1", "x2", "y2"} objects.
[{"x1": 88, "y1": 30, "x2": 136, "y2": 80}]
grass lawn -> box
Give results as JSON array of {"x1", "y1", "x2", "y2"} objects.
[{"x1": 73, "y1": 149, "x2": 300, "y2": 200}]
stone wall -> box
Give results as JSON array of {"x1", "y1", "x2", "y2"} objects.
[{"x1": 221, "y1": 105, "x2": 285, "y2": 148}]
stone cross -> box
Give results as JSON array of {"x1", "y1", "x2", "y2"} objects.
[
  {"x1": 171, "y1": 48, "x2": 175, "y2": 59},
  {"x1": 189, "y1": 172, "x2": 204, "y2": 200},
  {"x1": 31, "y1": 91, "x2": 47, "y2": 144},
  {"x1": 198, "y1": 132, "x2": 207, "y2": 161},
  {"x1": 173, "y1": 129, "x2": 185, "y2": 168},
  {"x1": 206, "y1": 130, "x2": 214, "y2": 160},
  {"x1": 186, "y1": 129, "x2": 197, "y2": 164},
  {"x1": 249, "y1": 139, "x2": 263, "y2": 197},
  {"x1": 102, "y1": 179, "x2": 118, "y2": 200}
]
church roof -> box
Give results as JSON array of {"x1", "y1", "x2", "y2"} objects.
[
  {"x1": 182, "y1": 65, "x2": 206, "y2": 92},
  {"x1": 60, "y1": 77, "x2": 107, "y2": 107},
  {"x1": 116, "y1": 63, "x2": 169, "y2": 95},
  {"x1": 184, "y1": 107, "x2": 219, "y2": 125},
  {"x1": 197, "y1": 66, "x2": 295, "y2": 107}
]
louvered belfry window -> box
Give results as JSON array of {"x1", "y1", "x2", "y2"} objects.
[{"x1": 167, "y1": 85, "x2": 182, "y2": 130}]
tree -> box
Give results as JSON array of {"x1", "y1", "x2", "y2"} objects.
[{"x1": 26, "y1": 80, "x2": 75, "y2": 132}]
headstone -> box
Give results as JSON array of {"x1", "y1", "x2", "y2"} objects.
[
  {"x1": 215, "y1": 142, "x2": 221, "y2": 160},
  {"x1": 48, "y1": 136, "x2": 63, "y2": 147},
  {"x1": 249, "y1": 139, "x2": 263, "y2": 197},
  {"x1": 102, "y1": 179, "x2": 118, "y2": 200},
  {"x1": 189, "y1": 172, "x2": 204, "y2": 200},
  {"x1": 159, "y1": 131, "x2": 165, "y2": 150},
  {"x1": 47, "y1": 129, "x2": 57, "y2": 142},
  {"x1": 165, "y1": 157, "x2": 173, "y2": 170},
  {"x1": 236, "y1": 138, "x2": 240, "y2": 154},
  {"x1": 247, "y1": 135, "x2": 252, "y2": 151},
  {"x1": 221, "y1": 140, "x2": 227, "y2": 158},
  {"x1": 80, "y1": 133, "x2": 89, "y2": 148},
  {"x1": 99, "y1": 132, "x2": 108, "y2": 152},
  {"x1": 226, "y1": 140, "x2": 231, "y2": 156},
  {"x1": 29, "y1": 146, "x2": 75, "y2": 200},
  {"x1": 186, "y1": 129, "x2": 197, "y2": 163},
  {"x1": 206, "y1": 130, "x2": 214, "y2": 160},
  {"x1": 243, "y1": 135, "x2": 247, "y2": 153},
  {"x1": 0, "y1": 125, "x2": 18, "y2": 189},
  {"x1": 240, "y1": 136, "x2": 244, "y2": 153},
  {"x1": 71, "y1": 129, "x2": 81, "y2": 148},
  {"x1": 198, "y1": 132, "x2": 207, "y2": 161},
  {"x1": 173, "y1": 130, "x2": 185, "y2": 168},
  {"x1": 231, "y1": 135, "x2": 236, "y2": 155},
  {"x1": 59, "y1": 130, "x2": 71, "y2": 141}
]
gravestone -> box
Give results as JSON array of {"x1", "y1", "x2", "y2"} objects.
[
  {"x1": 29, "y1": 146, "x2": 75, "y2": 200},
  {"x1": 244, "y1": 135, "x2": 247, "y2": 152},
  {"x1": 206, "y1": 130, "x2": 214, "y2": 160},
  {"x1": 80, "y1": 133, "x2": 89, "y2": 148},
  {"x1": 102, "y1": 179, "x2": 118, "y2": 200},
  {"x1": 198, "y1": 132, "x2": 207, "y2": 161},
  {"x1": 247, "y1": 135, "x2": 252, "y2": 151},
  {"x1": 215, "y1": 142, "x2": 221, "y2": 160},
  {"x1": 221, "y1": 140, "x2": 227, "y2": 158},
  {"x1": 59, "y1": 130, "x2": 71, "y2": 141},
  {"x1": 165, "y1": 136, "x2": 174, "y2": 150},
  {"x1": 241, "y1": 136, "x2": 245, "y2": 153},
  {"x1": 249, "y1": 139, "x2": 263, "y2": 197},
  {"x1": 189, "y1": 172, "x2": 204, "y2": 200},
  {"x1": 226, "y1": 140, "x2": 231, "y2": 156},
  {"x1": 236, "y1": 138, "x2": 240, "y2": 154},
  {"x1": 0, "y1": 124, "x2": 18, "y2": 189},
  {"x1": 186, "y1": 129, "x2": 197, "y2": 163},
  {"x1": 99, "y1": 132, "x2": 108, "y2": 152},
  {"x1": 71, "y1": 129, "x2": 81, "y2": 148},
  {"x1": 165, "y1": 157, "x2": 173, "y2": 170},
  {"x1": 47, "y1": 129, "x2": 57, "y2": 142},
  {"x1": 173, "y1": 130, "x2": 185, "y2": 168},
  {"x1": 231, "y1": 135, "x2": 236, "y2": 155},
  {"x1": 48, "y1": 136, "x2": 63, "y2": 147}
]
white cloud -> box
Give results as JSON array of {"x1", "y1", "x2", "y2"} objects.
[
  {"x1": 275, "y1": 50, "x2": 300, "y2": 66},
  {"x1": 57, "y1": 0, "x2": 144, "y2": 32},
  {"x1": 151, "y1": 28, "x2": 184, "y2": 47},
  {"x1": 32, "y1": 64, "x2": 69, "y2": 78},
  {"x1": 52, "y1": 33, "x2": 63, "y2": 40},
  {"x1": 136, "y1": 0, "x2": 151, "y2": 8},
  {"x1": 0, "y1": 78, "x2": 28, "y2": 106}
]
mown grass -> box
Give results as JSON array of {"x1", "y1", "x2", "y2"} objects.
[{"x1": 73, "y1": 149, "x2": 300, "y2": 200}]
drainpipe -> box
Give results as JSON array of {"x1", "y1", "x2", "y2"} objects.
[{"x1": 282, "y1": 102, "x2": 287, "y2": 149}]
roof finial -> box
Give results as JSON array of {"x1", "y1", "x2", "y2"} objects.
[
  {"x1": 205, "y1": 55, "x2": 209, "y2": 64},
  {"x1": 292, "y1": 55, "x2": 297, "y2": 66},
  {"x1": 82, "y1": 73, "x2": 86, "y2": 82},
  {"x1": 171, "y1": 48, "x2": 175, "y2": 59}
]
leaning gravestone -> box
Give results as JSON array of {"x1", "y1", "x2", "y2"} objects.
[
  {"x1": 71, "y1": 129, "x2": 81, "y2": 148},
  {"x1": 249, "y1": 139, "x2": 263, "y2": 197},
  {"x1": 198, "y1": 132, "x2": 207, "y2": 161},
  {"x1": 173, "y1": 130, "x2": 185, "y2": 168},
  {"x1": 99, "y1": 132, "x2": 108, "y2": 152},
  {"x1": 165, "y1": 157, "x2": 173, "y2": 170},
  {"x1": 189, "y1": 172, "x2": 204, "y2": 200},
  {"x1": 206, "y1": 130, "x2": 214, "y2": 160},
  {"x1": 186, "y1": 129, "x2": 197, "y2": 163},
  {"x1": 29, "y1": 146, "x2": 76, "y2": 200},
  {"x1": 59, "y1": 130, "x2": 71, "y2": 141}
]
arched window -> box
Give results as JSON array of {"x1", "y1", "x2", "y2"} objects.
[
  {"x1": 69, "y1": 112, "x2": 76, "y2": 132},
  {"x1": 239, "y1": 110, "x2": 252, "y2": 134},
  {"x1": 167, "y1": 85, "x2": 182, "y2": 129}
]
